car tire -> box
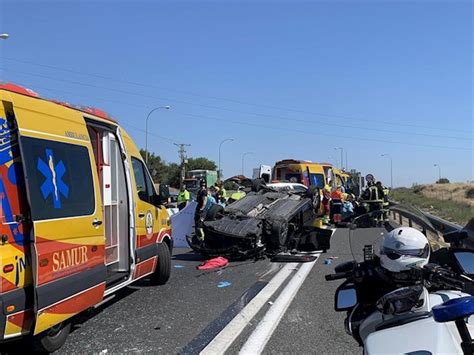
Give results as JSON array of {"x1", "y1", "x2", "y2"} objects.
[
  {"x1": 32, "y1": 321, "x2": 71, "y2": 353},
  {"x1": 270, "y1": 220, "x2": 289, "y2": 248},
  {"x1": 251, "y1": 178, "x2": 265, "y2": 192},
  {"x1": 206, "y1": 204, "x2": 224, "y2": 221},
  {"x1": 151, "y1": 242, "x2": 171, "y2": 285},
  {"x1": 306, "y1": 186, "x2": 321, "y2": 211}
]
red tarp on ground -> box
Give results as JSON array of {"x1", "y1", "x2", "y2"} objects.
[{"x1": 196, "y1": 256, "x2": 229, "y2": 270}]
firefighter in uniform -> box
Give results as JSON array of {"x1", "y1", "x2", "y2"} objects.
[{"x1": 381, "y1": 183, "x2": 390, "y2": 221}]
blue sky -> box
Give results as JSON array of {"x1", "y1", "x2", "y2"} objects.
[{"x1": 0, "y1": 0, "x2": 472, "y2": 186}]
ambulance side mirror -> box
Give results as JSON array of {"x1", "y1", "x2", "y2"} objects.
[{"x1": 154, "y1": 184, "x2": 170, "y2": 206}]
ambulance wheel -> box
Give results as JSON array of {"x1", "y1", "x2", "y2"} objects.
[
  {"x1": 32, "y1": 321, "x2": 71, "y2": 353},
  {"x1": 152, "y1": 242, "x2": 171, "y2": 285}
]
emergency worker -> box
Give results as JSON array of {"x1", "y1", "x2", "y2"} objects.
[
  {"x1": 381, "y1": 183, "x2": 390, "y2": 221},
  {"x1": 177, "y1": 184, "x2": 190, "y2": 211},
  {"x1": 215, "y1": 181, "x2": 227, "y2": 205},
  {"x1": 194, "y1": 180, "x2": 208, "y2": 241},
  {"x1": 322, "y1": 180, "x2": 332, "y2": 224}
]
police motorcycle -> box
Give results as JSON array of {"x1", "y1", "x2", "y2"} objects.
[{"x1": 326, "y1": 205, "x2": 474, "y2": 354}]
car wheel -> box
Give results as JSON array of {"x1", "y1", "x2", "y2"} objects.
[
  {"x1": 151, "y1": 242, "x2": 171, "y2": 285},
  {"x1": 206, "y1": 204, "x2": 224, "y2": 221},
  {"x1": 271, "y1": 220, "x2": 289, "y2": 247},
  {"x1": 32, "y1": 321, "x2": 71, "y2": 353},
  {"x1": 251, "y1": 178, "x2": 265, "y2": 192},
  {"x1": 306, "y1": 186, "x2": 321, "y2": 211}
]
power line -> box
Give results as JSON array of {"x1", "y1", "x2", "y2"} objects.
[
  {"x1": 3, "y1": 77, "x2": 471, "y2": 151},
  {"x1": 3, "y1": 69, "x2": 472, "y2": 142},
  {"x1": 8, "y1": 79, "x2": 180, "y2": 146},
  {"x1": 175, "y1": 111, "x2": 472, "y2": 152},
  {"x1": 3, "y1": 58, "x2": 472, "y2": 135}
]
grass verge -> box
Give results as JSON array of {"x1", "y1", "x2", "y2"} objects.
[{"x1": 391, "y1": 187, "x2": 473, "y2": 226}]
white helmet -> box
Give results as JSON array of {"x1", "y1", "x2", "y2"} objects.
[{"x1": 380, "y1": 227, "x2": 430, "y2": 273}]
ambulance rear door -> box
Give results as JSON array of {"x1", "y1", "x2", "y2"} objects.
[{"x1": 11, "y1": 96, "x2": 106, "y2": 335}]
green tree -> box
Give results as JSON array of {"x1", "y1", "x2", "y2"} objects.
[
  {"x1": 140, "y1": 149, "x2": 168, "y2": 183},
  {"x1": 138, "y1": 151, "x2": 217, "y2": 188},
  {"x1": 187, "y1": 157, "x2": 217, "y2": 171},
  {"x1": 163, "y1": 163, "x2": 181, "y2": 188}
]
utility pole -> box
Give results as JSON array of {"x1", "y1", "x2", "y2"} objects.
[
  {"x1": 174, "y1": 143, "x2": 191, "y2": 188},
  {"x1": 434, "y1": 164, "x2": 441, "y2": 183}
]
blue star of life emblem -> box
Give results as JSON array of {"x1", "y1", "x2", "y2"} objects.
[{"x1": 37, "y1": 148, "x2": 69, "y2": 208}]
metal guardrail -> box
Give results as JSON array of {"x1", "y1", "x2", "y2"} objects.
[
  {"x1": 423, "y1": 211, "x2": 462, "y2": 233},
  {"x1": 388, "y1": 202, "x2": 467, "y2": 249},
  {"x1": 389, "y1": 201, "x2": 463, "y2": 233}
]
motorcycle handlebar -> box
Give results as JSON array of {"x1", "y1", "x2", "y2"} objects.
[
  {"x1": 325, "y1": 271, "x2": 352, "y2": 281},
  {"x1": 429, "y1": 271, "x2": 465, "y2": 290}
]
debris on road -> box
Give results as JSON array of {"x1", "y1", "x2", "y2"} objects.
[
  {"x1": 271, "y1": 254, "x2": 318, "y2": 263},
  {"x1": 217, "y1": 281, "x2": 232, "y2": 288},
  {"x1": 174, "y1": 264, "x2": 185, "y2": 269},
  {"x1": 197, "y1": 256, "x2": 229, "y2": 270}
]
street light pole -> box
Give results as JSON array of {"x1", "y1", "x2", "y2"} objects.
[
  {"x1": 241, "y1": 152, "x2": 253, "y2": 176},
  {"x1": 145, "y1": 106, "x2": 170, "y2": 166},
  {"x1": 381, "y1": 154, "x2": 393, "y2": 189},
  {"x1": 218, "y1": 138, "x2": 234, "y2": 180},
  {"x1": 334, "y1": 147, "x2": 344, "y2": 170},
  {"x1": 434, "y1": 164, "x2": 441, "y2": 182}
]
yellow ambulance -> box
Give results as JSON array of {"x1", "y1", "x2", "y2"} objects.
[
  {"x1": 273, "y1": 159, "x2": 325, "y2": 188},
  {"x1": 0, "y1": 83, "x2": 172, "y2": 351}
]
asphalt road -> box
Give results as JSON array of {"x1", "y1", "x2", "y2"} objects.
[{"x1": 5, "y1": 226, "x2": 383, "y2": 354}]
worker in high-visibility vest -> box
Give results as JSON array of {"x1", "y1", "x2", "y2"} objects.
[
  {"x1": 215, "y1": 181, "x2": 227, "y2": 206},
  {"x1": 177, "y1": 184, "x2": 190, "y2": 211},
  {"x1": 380, "y1": 182, "x2": 390, "y2": 222}
]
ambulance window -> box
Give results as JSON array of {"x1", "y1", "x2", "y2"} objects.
[
  {"x1": 131, "y1": 157, "x2": 155, "y2": 203},
  {"x1": 309, "y1": 173, "x2": 325, "y2": 188},
  {"x1": 21, "y1": 137, "x2": 95, "y2": 220}
]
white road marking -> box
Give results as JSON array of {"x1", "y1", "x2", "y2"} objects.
[
  {"x1": 200, "y1": 262, "x2": 299, "y2": 355},
  {"x1": 239, "y1": 257, "x2": 319, "y2": 354}
]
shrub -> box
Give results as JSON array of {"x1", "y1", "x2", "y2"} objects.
[
  {"x1": 437, "y1": 178, "x2": 450, "y2": 184},
  {"x1": 413, "y1": 185, "x2": 425, "y2": 194},
  {"x1": 466, "y1": 188, "x2": 474, "y2": 199}
]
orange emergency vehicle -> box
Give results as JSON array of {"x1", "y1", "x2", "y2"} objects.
[{"x1": 0, "y1": 83, "x2": 172, "y2": 351}]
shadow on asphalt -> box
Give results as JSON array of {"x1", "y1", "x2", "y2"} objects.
[
  {"x1": 0, "y1": 286, "x2": 139, "y2": 354},
  {"x1": 173, "y1": 251, "x2": 206, "y2": 262},
  {"x1": 70, "y1": 287, "x2": 139, "y2": 334}
]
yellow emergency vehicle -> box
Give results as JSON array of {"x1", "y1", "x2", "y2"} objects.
[
  {"x1": 0, "y1": 83, "x2": 172, "y2": 351},
  {"x1": 273, "y1": 159, "x2": 325, "y2": 188}
]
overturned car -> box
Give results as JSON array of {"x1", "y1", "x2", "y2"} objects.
[{"x1": 187, "y1": 181, "x2": 333, "y2": 259}]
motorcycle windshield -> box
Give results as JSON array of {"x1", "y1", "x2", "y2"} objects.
[{"x1": 349, "y1": 204, "x2": 439, "y2": 263}]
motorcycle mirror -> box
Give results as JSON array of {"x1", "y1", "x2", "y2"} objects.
[
  {"x1": 444, "y1": 230, "x2": 468, "y2": 246},
  {"x1": 376, "y1": 285, "x2": 423, "y2": 315},
  {"x1": 454, "y1": 251, "x2": 474, "y2": 276},
  {"x1": 335, "y1": 282, "x2": 357, "y2": 311}
]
